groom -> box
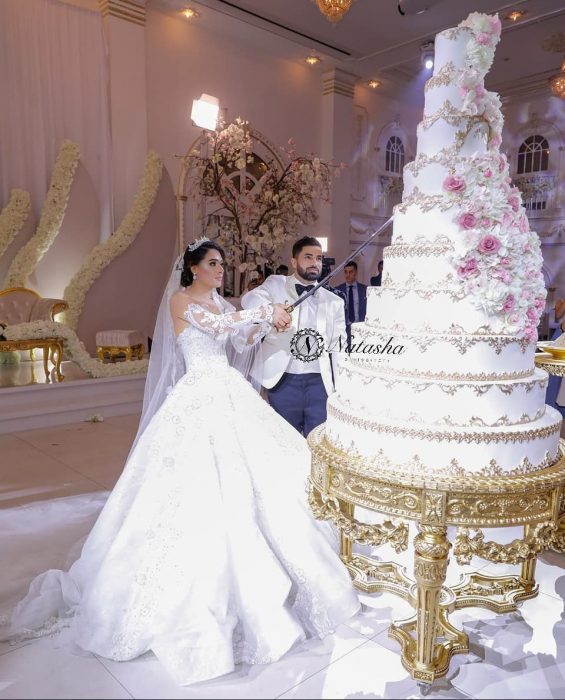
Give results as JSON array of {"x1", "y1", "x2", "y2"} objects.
[{"x1": 241, "y1": 236, "x2": 346, "y2": 436}]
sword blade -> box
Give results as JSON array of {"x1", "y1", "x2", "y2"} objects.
[{"x1": 287, "y1": 215, "x2": 393, "y2": 312}]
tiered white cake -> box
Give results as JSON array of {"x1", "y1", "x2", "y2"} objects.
[{"x1": 325, "y1": 12, "x2": 562, "y2": 477}]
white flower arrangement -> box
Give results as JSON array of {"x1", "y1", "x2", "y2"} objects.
[
  {"x1": 4, "y1": 141, "x2": 80, "y2": 288},
  {"x1": 63, "y1": 151, "x2": 163, "y2": 330},
  {"x1": 3, "y1": 320, "x2": 148, "y2": 378},
  {"x1": 0, "y1": 189, "x2": 31, "y2": 260},
  {"x1": 443, "y1": 151, "x2": 546, "y2": 341},
  {"x1": 186, "y1": 118, "x2": 341, "y2": 288},
  {"x1": 457, "y1": 13, "x2": 503, "y2": 148}
]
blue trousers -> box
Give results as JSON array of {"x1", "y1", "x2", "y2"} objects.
[{"x1": 267, "y1": 373, "x2": 328, "y2": 437}]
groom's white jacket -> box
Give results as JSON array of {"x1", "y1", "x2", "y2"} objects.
[{"x1": 240, "y1": 274, "x2": 346, "y2": 394}]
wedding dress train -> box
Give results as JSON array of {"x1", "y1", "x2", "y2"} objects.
[{"x1": 5, "y1": 300, "x2": 359, "y2": 685}]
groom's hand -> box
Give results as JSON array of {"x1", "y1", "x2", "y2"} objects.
[{"x1": 272, "y1": 303, "x2": 292, "y2": 333}]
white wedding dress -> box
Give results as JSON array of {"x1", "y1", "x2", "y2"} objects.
[{"x1": 5, "y1": 299, "x2": 359, "y2": 685}]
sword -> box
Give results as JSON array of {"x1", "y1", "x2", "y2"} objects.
[{"x1": 286, "y1": 215, "x2": 393, "y2": 312}]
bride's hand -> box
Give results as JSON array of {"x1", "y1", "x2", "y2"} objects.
[{"x1": 272, "y1": 303, "x2": 292, "y2": 332}]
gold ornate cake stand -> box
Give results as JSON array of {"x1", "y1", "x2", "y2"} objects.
[
  {"x1": 307, "y1": 426, "x2": 565, "y2": 692},
  {"x1": 535, "y1": 352, "x2": 565, "y2": 377}
]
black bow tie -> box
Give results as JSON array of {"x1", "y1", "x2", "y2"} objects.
[{"x1": 295, "y1": 283, "x2": 314, "y2": 296}]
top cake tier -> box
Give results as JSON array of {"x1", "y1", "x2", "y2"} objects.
[
  {"x1": 416, "y1": 22, "x2": 500, "y2": 159},
  {"x1": 424, "y1": 27, "x2": 474, "y2": 114}
]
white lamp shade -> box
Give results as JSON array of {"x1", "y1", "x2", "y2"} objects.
[{"x1": 191, "y1": 93, "x2": 220, "y2": 130}]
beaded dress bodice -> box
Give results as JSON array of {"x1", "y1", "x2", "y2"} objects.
[{"x1": 175, "y1": 300, "x2": 273, "y2": 375}]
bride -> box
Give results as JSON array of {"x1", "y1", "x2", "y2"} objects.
[{"x1": 5, "y1": 238, "x2": 359, "y2": 685}]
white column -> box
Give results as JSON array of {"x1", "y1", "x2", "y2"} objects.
[
  {"x1": 320, "y1": 68, "x2": 358, "y2": 267},
  {"x1": 99, "y1": 0, "x2": 148, "y2": 229}
]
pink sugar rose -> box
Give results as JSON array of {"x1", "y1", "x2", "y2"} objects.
[
  {"x1": 500, "y1": 257, "x2": 511, "y2": 267},
  {"x1": 502, "y1": 294, "x2": 515, "y2": 313},
  {"x1": 490, "y1": 15, "x2": 502, "y2": 34},
  {"x1": 490, "y1": 134, "x2": 502, "y2": 147},
  {"x1": 475, "y1": 85, "x2": 486, "y2": 98},
  {"x1": 443, "y1": 175, "x2": 466, "y2": 193},
  {"x1": 498, "y1": 155, "x2": 506, "y2": 173},
  {"x1": 478, "y1": 234, "x2": 501, "y2": 254},
  {"x1": 494, "y1": 269, "x2": 512, "y2": 284},
  {"x1": 481, "y1": 217, "x2": 491, "y2": 228},
  {"x1": 476, "y1": 32, "x2": 491, "y2": 45},
  {"x1": 519, "y1": 216, "x2": 529, "y2": 233},
  {"x1": 457, "y1": 212, "x2": 477, "y2": 229},
  {"x1": 502, "y1": 212, "x2": 513, "y2": 227},
  {"x1": 509, "y1": 313, "x2": 520, "y2": 326},
  {"x1": 534, "y1": 297, "x2": 545, "y2": 310},
  {"x1": 484, "y1": 169, "x2": 493, "y2": 178},
  {"x1": 508, "y1": 195, "x2": 521, "y2": 212},
  {"x1": 523, "y1": 290, "x2": 532, "y2": 300},
  {"x1": 457, "y1": 258, "x2": 479, "y2": 278},
  {"x1": 527, "y1": 307, "x2": 538, "y2": 321},
  {"x1": 524, "y1": 325, "x2": 538, "y2": 343}
]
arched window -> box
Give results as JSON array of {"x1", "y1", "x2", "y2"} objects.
[
  {"x1": 385, "y1": 136, "x2": 405, "y2": 174},
  {"x1": 517, "y1": 135, "x2": 549, "y2": 175}
]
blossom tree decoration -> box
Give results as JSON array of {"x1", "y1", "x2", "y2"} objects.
[{"x1": 186, "y1": 118, "x2": 341, "y2": 292}]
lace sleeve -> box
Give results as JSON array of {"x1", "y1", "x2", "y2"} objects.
[{"x1": 185, "y1": 303, "x2": 274, "y2": 337}]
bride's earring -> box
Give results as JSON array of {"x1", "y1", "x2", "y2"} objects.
[{"x1": 193, "y1": 272, "x2": 198, "y2": 280}]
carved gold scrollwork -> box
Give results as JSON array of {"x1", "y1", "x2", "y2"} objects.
[
  {"x1": 453, "y1": 522, "x2": 556, "y2": 565},
  {"x1": 308, "y1": 481, "x2": 409, "y2": 552}
]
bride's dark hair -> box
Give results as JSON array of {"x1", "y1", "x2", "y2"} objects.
[{"x1": 181, "y1": 240, "x2": 225, "y2": 287}]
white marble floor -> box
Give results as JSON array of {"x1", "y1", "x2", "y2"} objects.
[{"x1": 1, "y1": 416, "x2": 565, "y2": 699}]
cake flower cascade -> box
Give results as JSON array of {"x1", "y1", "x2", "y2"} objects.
[{"x1": 444, "y1": 12, "x2": 545, "y2": 341}]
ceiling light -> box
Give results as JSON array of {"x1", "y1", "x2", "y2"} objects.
[
  {"x1": 181, "y1": 8, "x2": 199, "y2": 19},
  {"x1": 368, "y1": 79, "x2": 381, "y2": 89},
  {"x1": 549, "y1": 58, "x2": 565, "y2": 99},
  {"x1": 420, "y1": 41, "x2": 434, "y2": 71},
  {"x1": 505, "y1": 10, "x2": 526, "y2": 22},
  {"x1": 305, "y1": 55, "x2": 322, "y2": 65},
  {"x1": 314, "y1": 0, "x2": 355, "y2": 23}
]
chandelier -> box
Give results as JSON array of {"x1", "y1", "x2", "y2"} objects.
[
  {"x1": 315, "y1": 0, "x2": 355, "y2": 23},
  {"x1": 549, "y1": 58, "x2": 565, "y2": 99}
]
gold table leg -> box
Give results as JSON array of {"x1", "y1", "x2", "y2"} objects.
[
  {"x1": 42, "y1": 343, "x2": 50, "y2": 382},
  {"x1": 520, "y1": 524, "x2": 538, "y2": 591},
  {"x1": 50, "y1": 342, "x2": 64, "y2": 382},
  {"x1": 413, "y1": 526, "x2": 452, "y2": 684},
  {"x1": 339, "y1": 500, "x2": 354, "y2": 563},
  {"x1": 389, "y1": 525, "x2": 468, "y2": 689}
]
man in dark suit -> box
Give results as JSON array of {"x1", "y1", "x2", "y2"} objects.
[
  {"x1": 370, "y1": 259, "x2": 383, "y2": 287},
  {"x1": 336, "y1": 261, "x2": 367, "y2": 324}
]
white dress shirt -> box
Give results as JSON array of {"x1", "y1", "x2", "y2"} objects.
[{"x1": 287, "y1": 275, "x2": 320, "y2": 375}]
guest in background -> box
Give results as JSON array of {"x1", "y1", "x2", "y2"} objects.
[
  {"x1": 246, "y1": 267, "x2": 265, "y2": 292},
  {"x1": 546, "y1": 298, "x2": 565, "y2": 418},
  {"x1": 276, "y1": 264, "x2": 289, "y2": 276},
  {"x1": 370, "y1": 260, "x2": 383, "y2": 287},
  {"x1": 336, "y1": 261, "x2": 367, "y2": 324}
]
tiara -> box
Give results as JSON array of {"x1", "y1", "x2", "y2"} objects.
[{"x1": 187, "y1": 236, "x2": 210, "y2": 252}]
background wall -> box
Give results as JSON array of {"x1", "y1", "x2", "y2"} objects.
[{"x1": 1, "y1": 0, "x2": 564, "y2": 348}]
